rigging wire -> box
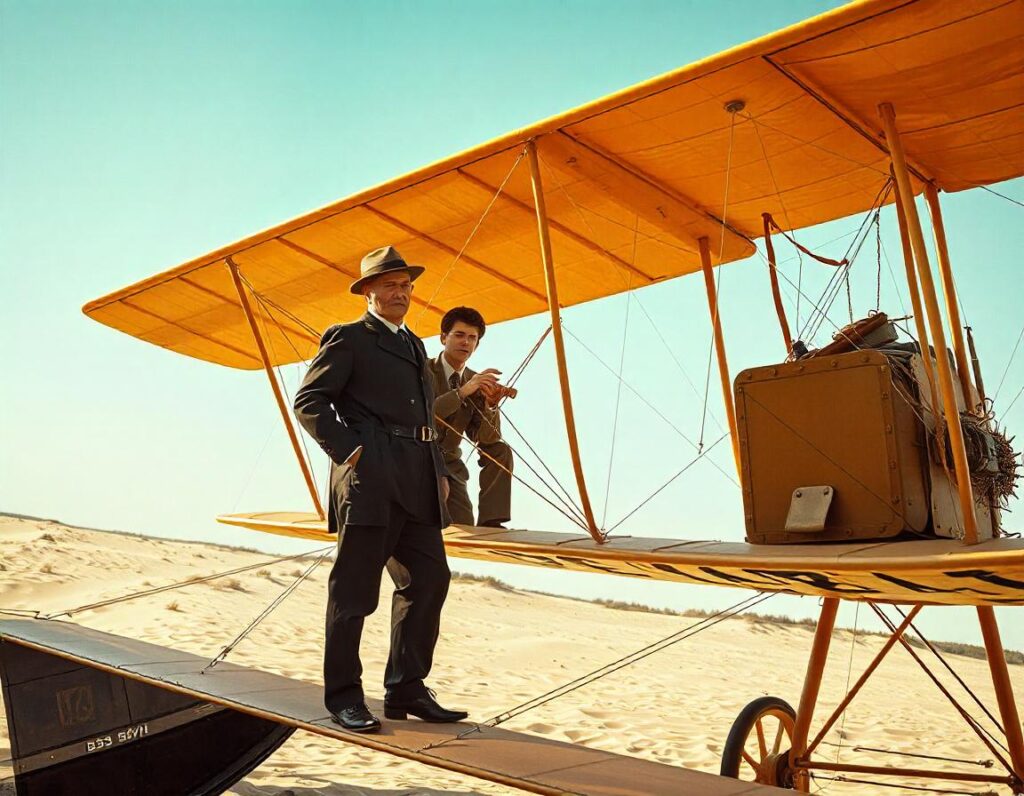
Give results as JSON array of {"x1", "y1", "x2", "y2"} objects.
[
  {"x1": 698, "y1": 109, "x2": 738, "y2": 451},
  {"x1": 536, "y1": 146, "x2": 727, "y2": 434},
  {"x1": 880, "y1": 226, "x2": 910, "y2": 318},
  {"x1": 601, "y1": 221, "x2": 638, "y2": 529},
  {"x1": 561, "y1": 323, "x2": 739, "y2": 488},
  {"x1": 992, "y1": 322, "x2": 1024, "y2": 403},
  {"x1": 430, "y1": 323, "x2": 592, "y2": 528},
  {"x1": 607, "y1": 431, "x2": 730, "y2": 533},
  {"x1": 870, "y1": 605, "x2": 1015, "y2": 774},
  {"x1": 420, "y1": 590, "x2": 776, "y2": 751},
  {"x1": 799, "y1": 179, "x2": 893, "y2": 345},
  {"x1": 231, "y1": 423, "x2": 278, "y2": 513},
  {"x1": 818, "y1": 740, "x2": 994, "y2": 769},
  {"x1": 728, "y1": 112, "x2": 891, "y2": 179},
  {"x1": 746, "y1": 111, "x2": 806, "y2": 330},
  {"x1": 981, "y1": 184, "x2": 1024, "y2": 209},
  {"x1": 443, "y1": 410, "x2": 590, "y2": 530},
  {"x1": 832, "y1": 602, "x2": 860, "y2": 772},
  {"x1": 892, "y1": 607, "x2": 1007, "y2": 742},
  {"x1": 245, "y1": 284, "x2": 323, "y2": 499},
  {"x1": 808, "y1": 180, "x2": 892, "y2": 341},
  {"x1": 413, "y1": 145, "x2": 528, "y2": 328},
  {"x1": 1003, "y1": 382, "x2": 1024, "y2": 416},
  {"x1": 450, "y1": 325, "x2": 592, "y2": 525},
  {"x1": 809, "y1": 775, "x2": 995, "y2": 795},
  {"x1": 503, "y1": 326, "x2": 551, "y2": 392},
  {"x1": 0, "y1": 608, "x2": 44, "y2": 618},
  {"x1": 44, "y1": 546, "x2": 334, "y2": 619},
  {"x1": 632, "y1": 298, "x2": 726, "y2": 435},
  {"x1": 875, "y1": 212, "x2": 883, "y2": 311},
  {"x1": 239, "y1": 284, "x2": 321, "y2": 341},
  {"x1": 493, "y1": 409, "x2": 589, "y2": 526},
  {"x1": 201, "y1": 548, "x2": 331, "y2": 672}
]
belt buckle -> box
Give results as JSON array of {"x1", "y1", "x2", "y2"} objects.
[{"x1": 418, "y1": 426, "x2": 436, "y2": 443}]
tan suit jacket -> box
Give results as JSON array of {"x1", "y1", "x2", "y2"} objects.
[{"x1": 429, "y1": 356, "x2": 501, "y2": 461}]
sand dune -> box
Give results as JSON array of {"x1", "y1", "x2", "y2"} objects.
[{"x1": 1, "y1": 514, "x2": 1021, "y2": 794}]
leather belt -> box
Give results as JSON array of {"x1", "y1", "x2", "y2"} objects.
[{"x1": 388, "y1": 425, "x2": 437, "y2": 443}]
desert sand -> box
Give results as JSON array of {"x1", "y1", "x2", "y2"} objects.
[{"x1": 1, "y1": 514, "x2": 1021, "y2": 795}]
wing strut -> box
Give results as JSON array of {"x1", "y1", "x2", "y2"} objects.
[
  {"x1": 698, "y1": 236, "x2": 743, "y2": 484},
  {"x1": 923, "y1": 184, "x2": 978, "y2": 414},
  {"x1": 526, "y1": 139, "x2": 602, "y2": 542},
  {"x1": 879, "y1": 103, "x2": 979, "y2": 545},
  {"x1": 227, "y1": 257, "x2": 326, "y2": 521},
  {"x1": 891, "y1": 170, "x2": 943, "y2": 427}
]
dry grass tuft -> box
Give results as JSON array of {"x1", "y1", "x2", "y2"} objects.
[
  {"x1": 451, "y1": 571, "x2": 516, "y2": 592},
  {"x1": 166, "y1": 601, "x2": 182, "y2": 612}
]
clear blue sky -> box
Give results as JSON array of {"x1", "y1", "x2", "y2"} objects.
[{"x1": 2, "y1": 0, "x2": 1022, "y2": 650}]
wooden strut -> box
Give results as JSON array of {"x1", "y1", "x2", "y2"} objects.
[
  {"x1": 786, "y1": 602, "x2": 1019, "y2": 786},
  {"x1": 526, "y1": 140, "x2": 601, "y2": 542},
  {"x1": 966, "y1": 327, "x2": 987, "y2": 405},
  {"x1": 804, "y1": 603, "x2": 923, "y2": 758},
  {"x1": 789, "y1": 597, "x2": 839, "y2": 793},
  {"x1": 698, "y1": 237, "x2": 743, "y2": 483},
  {"x1": 977, "y1": 606, "x2": 1024, "y2": 779},
  {"x1": 761, "y1": 213, "x2": 794, "y2": 355},
  {"x1": 891, "y1": 172, "x2": 943, "y2": 429},
  {"x1": 879, "y1": 102, "x2": 980, "y2": 546},
  {"x1": 924, "y1": 184, "x2": 978, "y2": 414},
  {"x1": 227, "y1": 258, "x2": 326, "y2": 521}
]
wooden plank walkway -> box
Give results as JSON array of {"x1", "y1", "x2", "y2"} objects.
[{"x1": 0, "y1": 618, "x2": 787, "y2": 795}]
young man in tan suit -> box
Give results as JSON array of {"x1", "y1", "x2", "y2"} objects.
[{"x1": 428, "y1": 307, "x2": 513, "y2": 528}]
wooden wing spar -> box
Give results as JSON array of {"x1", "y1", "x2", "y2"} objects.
[
  {"x1": 82, "y1": 0, "x2": 1024, "y2": 369},
  {"x1": 217, "y1": 512, "x2": 1024, "y2": 607}
]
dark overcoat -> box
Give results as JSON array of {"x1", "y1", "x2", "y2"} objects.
[{"x1": 293, "y1": 312, "x2": 448, "y2": 530}]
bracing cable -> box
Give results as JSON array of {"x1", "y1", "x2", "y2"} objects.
[{"x1": 420, "y1": 590, "x2": 776, "y2": 751}]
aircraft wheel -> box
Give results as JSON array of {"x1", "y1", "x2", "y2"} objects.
[{"x1": 720, "y1": 696, "x2": 797, "y2": 787}]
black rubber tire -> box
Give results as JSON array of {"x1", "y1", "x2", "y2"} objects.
[{"x1": 720, "y1": 695, "x2": 797, "y2": 782}]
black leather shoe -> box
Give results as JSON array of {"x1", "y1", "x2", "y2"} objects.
[
  {"x1": 479, "y1": 520, "x2": 507, "y2": 529},
  {"x1": 384, "y1": 690, "x2": 468, "y2": 723},
  {"x1": 329, "y1": 702, "x2": 381, "y2": 733}
]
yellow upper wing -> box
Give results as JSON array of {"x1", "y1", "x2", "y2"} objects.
[{"x1": 83, "y1": 0, "x2": 1024, "y2": 369}]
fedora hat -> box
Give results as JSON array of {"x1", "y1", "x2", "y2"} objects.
[{"x1": 350, "y1": 245, "x2": 424, "y2": 295}]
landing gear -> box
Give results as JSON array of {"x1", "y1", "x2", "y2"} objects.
[{"x1": 720, "y1": 696, "x2": 796, "y2": 788}]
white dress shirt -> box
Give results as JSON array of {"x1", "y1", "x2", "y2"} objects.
[
  {"x1": 440, "y1": 354, "x2": 466, "y2": 388},
  {"x1": 368, "y1": 307, "x2": 407, "y2": 334}
]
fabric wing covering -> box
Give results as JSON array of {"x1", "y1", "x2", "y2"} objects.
[{"x1": 83, "y1": 0, "x2": 1024, "y2": 369}]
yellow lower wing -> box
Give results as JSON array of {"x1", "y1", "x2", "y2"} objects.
[{"x1": 217, "y1": 512, "x2": 1024, "y2": 607}]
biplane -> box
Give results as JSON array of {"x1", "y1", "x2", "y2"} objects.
[{"x1": 3, "y1": 0, "x2": 1024, "y2": 792}]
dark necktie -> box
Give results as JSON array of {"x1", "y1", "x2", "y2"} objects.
[
  {"x1": 398, "y1": 327, "x2": 418, "y2": 361},
  {"x1": 449, "y1": 371, "x2": 461, "y2": 391}
]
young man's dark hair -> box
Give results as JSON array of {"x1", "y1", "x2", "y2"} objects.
[{"x1": 440, "y1": 306, "x2": 486, "y2": 339}]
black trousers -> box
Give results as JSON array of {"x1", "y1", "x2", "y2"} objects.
[{"x1": 323, "y1": 504, "x2": 451, "y2": 712}]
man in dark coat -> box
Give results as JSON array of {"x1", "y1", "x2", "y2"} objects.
[{"x1": 293, "y1": 245, "x2": 466, "y2": 733}]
